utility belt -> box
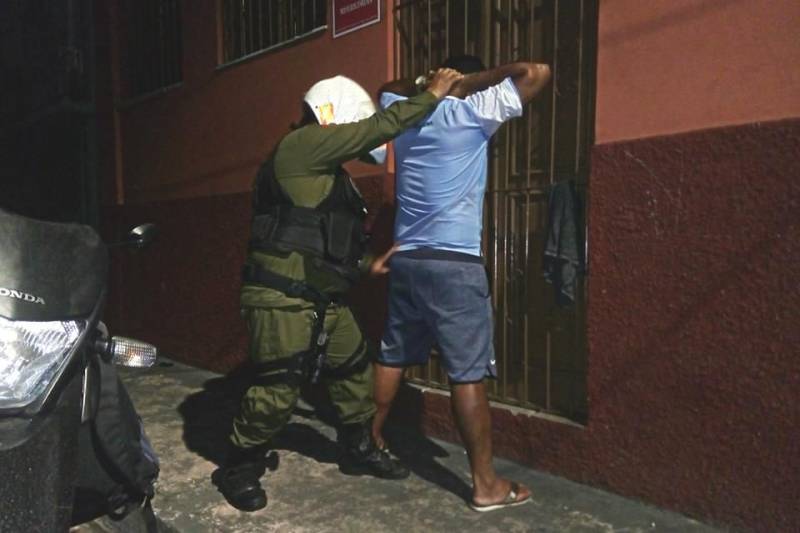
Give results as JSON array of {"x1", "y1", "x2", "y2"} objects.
[
  {"x1": 248, "y1": 206, "x2": 367, "y2": 283},
  {"x1": 242, "y1": 262, "x2": 369, "y2": 386},
  {"x1": 242, "y1": 262, "x2": 331, "y2": 305},
  {"x1": 249, "y1": 337, "x2": 370, "y2": 388}
]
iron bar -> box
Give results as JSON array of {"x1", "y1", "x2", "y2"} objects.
[
  {"x1": 427, "y1": 0, "x2": 431, "y2": 70},
  {"x1": 546, "y1": 331, "x2": 551, "y2": 410},
  {"x1": 445, "y1": 0, "x2": 449, "y2": 60},
  {"x1": 575, "y1": 0, "x2": 584, "y2": 175},
  {"x1": 548, "y1": 0, "x2": 559, "y2": 185},
  {"x1": 464, "y1": 0, "x2": 468, "y2": 52}
]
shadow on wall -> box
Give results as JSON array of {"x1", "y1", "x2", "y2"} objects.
[{"x1": 176, "y1": 363, "x2": 470, "y2": 502}]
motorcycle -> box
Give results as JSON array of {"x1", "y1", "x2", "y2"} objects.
[{"x1": 0, "y1": 209, "x2": 159, "y2": 532}]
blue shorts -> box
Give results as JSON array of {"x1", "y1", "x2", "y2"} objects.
[{"x1": 378, "y1": 253, "x2": 497, "y2": 383}]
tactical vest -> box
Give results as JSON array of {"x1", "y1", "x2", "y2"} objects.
[{"x1": 248, "y1": 154, "x2": 369, "y2": 282}]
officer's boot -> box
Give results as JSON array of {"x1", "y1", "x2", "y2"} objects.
[
  {"x1": 212, "y1": 444, "x2": 275, "y2": 511},
  {"x1": 339, "y1": 421, "x2": 410, "y2": 480}
]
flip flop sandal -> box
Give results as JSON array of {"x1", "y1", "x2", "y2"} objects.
[{"x1": 468, "y1": 482, "x2": 531, "y2": 512}]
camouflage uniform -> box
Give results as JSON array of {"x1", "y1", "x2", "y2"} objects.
[{"x1": 231, "y1": 90, "x2": 439, "y2": 450}]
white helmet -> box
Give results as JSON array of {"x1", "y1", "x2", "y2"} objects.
[{"x1": 303, "y1": 75, "x2": 386, "y2": 164}]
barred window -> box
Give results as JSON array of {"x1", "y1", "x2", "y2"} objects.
[
  {"x1": 221, "y1": 0, "x2": 327, "y2": 63},
  {"x1": 124, "y1": 0, "x2": 183, "y2": 98}
]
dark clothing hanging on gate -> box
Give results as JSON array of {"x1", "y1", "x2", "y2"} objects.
[{"x1": 543, "y1": 180, "x2": 584, "y2": 306}]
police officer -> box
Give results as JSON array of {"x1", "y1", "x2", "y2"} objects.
[{"x1": 214, "y1": 68, "x2": 463, "y2": 512}]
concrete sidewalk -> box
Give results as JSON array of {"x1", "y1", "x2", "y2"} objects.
[{"x1": 80, "y1": 360, "x2": 721, "y2": 533}]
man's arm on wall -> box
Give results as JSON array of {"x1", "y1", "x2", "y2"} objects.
[{"x1": 449, "y1": 62, "x2": 551, "y2": 104}]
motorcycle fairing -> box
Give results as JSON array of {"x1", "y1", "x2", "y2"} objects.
[{"x1": 0, "y1": 209, "x2": 107, "y2": 321}]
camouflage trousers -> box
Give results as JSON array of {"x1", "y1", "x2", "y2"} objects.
[{"x1": 231, "y1": 303, "x2": 375, "y2": 448}]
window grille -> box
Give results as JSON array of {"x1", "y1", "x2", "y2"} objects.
[
  {"x1": 221, "y1": 0, "x2": 327, "y2": 63},
  {"x1": 393, "y1": 0, "x2": 597, "y2": 422},
  {"x1": 124, "y1": 0, "x2": 182, "y2": 98}
]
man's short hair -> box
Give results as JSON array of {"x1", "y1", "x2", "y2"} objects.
[
  {"x1": 292, "y1": 102, "x2": 318, "y2": 129},
  {"x1": 442, "y1": 55, "x2": 485, "y2": 74}
]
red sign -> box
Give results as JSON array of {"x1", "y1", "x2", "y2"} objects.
[{"x1": 332, "y1": 0, "x2": 381, "y2": 38}]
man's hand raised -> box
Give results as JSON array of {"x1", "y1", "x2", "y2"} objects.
[{"x1": 426, "y1": 68, "x2": 464, "y2": 99}]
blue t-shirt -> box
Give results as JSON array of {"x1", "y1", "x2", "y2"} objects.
[{"x1": 380, "y1": 78, "x2": 523, "y2": 256}]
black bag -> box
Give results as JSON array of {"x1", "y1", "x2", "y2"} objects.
[{"x1": 71, "y1": 356, "x2": 160, "y2": 530}]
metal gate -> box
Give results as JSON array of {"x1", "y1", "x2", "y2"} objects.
[{"x1": 393, "y1": 0, "x2": 597, "y2": 422}]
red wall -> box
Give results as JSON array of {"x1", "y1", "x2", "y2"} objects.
[
  {"x1": 112, "y1": 1, "x2": 389, "y2": 204},
  {"x1": 98, "y1": 2, "x2": 800, "y2": 531},
  {"x1": 422, "y1": 118, "x2": 798, "y2": 532},
  {"x1": 102, "y1": 174, "x2": 391, "y2": 374},
  {"x1": 395, "y1": 118, "x2": 800, "y2": 533},
  {"x1": 563, "y1": 2, "x2": 800, "y2": 529},
  {"x1": 595, "y1": 0, "x2": 800, "y2": 143},
  {"x1": 583, "y1": 118, "x2": 800, "y2": 531},
  {"x1": 99, "y1": 0, "x2": 395, "y2": 368}
]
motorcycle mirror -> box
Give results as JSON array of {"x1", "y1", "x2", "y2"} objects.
[
  {"x1": 107, "y1": 336, "x2": 158, "y2": 368},
  {"x1": 127, "y1": 223, "x2": 157, "y2": 248}
]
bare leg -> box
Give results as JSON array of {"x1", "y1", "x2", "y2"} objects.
[
  {"x1": 450, "y1": 382, "x2": 531, "y2": 505},
  {"x1": 372, "y1": 363, "x2": 405, "y2": 449}
]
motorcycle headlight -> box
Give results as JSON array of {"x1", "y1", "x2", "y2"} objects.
[{"x1": 0, "y1": 317, "x2": 85, "y2": 410}]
